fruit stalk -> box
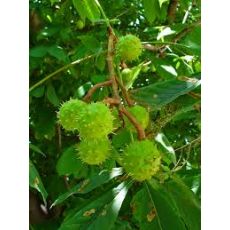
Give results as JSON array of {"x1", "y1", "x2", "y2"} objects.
[
  {"x1": 83, "y1": 79, "x2": 113, "y2": 102},
  {"x1": 119, "y1": 106, "x2": 146, "y2": 140},
  {"x1": 107, "y1": 27, "x2": 120, "y2": 100}
]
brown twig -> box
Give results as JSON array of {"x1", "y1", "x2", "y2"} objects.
[
  {"x1": 188, "y1": 92, "x2": 201, "y2": 99},
  {"x1": 57, "y1": 124, "x2": 62, "y2": 155},
  {"x1": 175, "y1": 136, "x2": 201, "y2": 152},
  {"x1": 119, "y1": 106, "x2": 146, "y2": 140},
  {"x1": 103, "y1": 97, "x2": 120, "y2": 106},
  {"x1": 107, "y1": 27, "x2": 120, "y2": 100},
  {"x1": 115, "y1": 76, "x2": 134, "y2": 106},
  {"x1": 172, "y1": 19, "x2": 201, "y2": 43},
  {"x1": 142, "y1": 44, "x2": 162, "y2": 52},
  {"x1": 83, "y1": 80, "x2": 113, "y2": 102},
  {"x1": 167, "y1": 0, "x2": 179, "y2": 24}
]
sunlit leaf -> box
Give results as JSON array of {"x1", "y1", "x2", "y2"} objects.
[
  {"x1": 131, "y1": 77, "x2": 201, "y2": 109},
  {"x1": 155, "y1": 133, "x2": 176, "y2": 164},
  {"x1": 58, "y1": 181, "x2": 130, "y2": 230},
  {"x1": 52, "y1": 168, "x2": 124, "y2": 207},
  {"x1": 142, "y1": 0, "x2": 160, "y2": 23},
  {"x1": 72, "y1": 0, "x2": 101, "y2": 22}
]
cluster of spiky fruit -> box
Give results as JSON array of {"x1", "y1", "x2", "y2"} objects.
[
  {"x1": 116, "y1": 34, "x2": 142, "y2": 62},
  {"x1": 58, "y1": 100, "x2": 161, "y2": 179},
  {"x1": 58, "y1": 99, "x2": 114, "y2": 165},
  {"x1": 121, "y1": 140, "x2": 161, "y2": 181}
]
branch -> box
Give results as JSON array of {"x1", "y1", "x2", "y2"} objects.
[
  {"x1": 142, "y1": 44, "x2": 162, "y2": 52},
  {"x1": 172, "y1": 19, "x2": 201, "y2": 43},
  {"x1": 29, "y1": 54, "x2": 95, "y2": 92},
  {"x1": 103, "y1": 97, "x2": 120, "y2": 106},
  {"x1": 175, "y1": 136, "x2": 201, "y2": 152},
  {"x1": 119, "y1": 106, "x2": 146, "y2": 140},
  {"x1": 188, "y1": 92, "x2": 201, "y2": 99},
  {"x1": 107, "y1": 27, "x2": 120, "y2": 100},
  {"x1": 167, "y1": 0, "x2": 179, "y2": 24},
  {"x1": 115, "y1": 76, "x2": 134, "y2": 106},
  {"x1": 83, "y1": 80, "x2": 113, "y2": 102}
]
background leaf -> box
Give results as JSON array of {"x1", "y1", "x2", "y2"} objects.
[
  {"x1": 29, "y1": 160, "x2": 48, "y2": 205},
  {"x1": 142, "y1": 0, "x2": 160, "y2": 23},
  {"x1": 72, "y1": 0, "x2": 101, "y2": 22},
  {"x1": 131, "y1": 77, "x2": 200, "y2": 109},
  {"x1": 56, "y1": 146, "x2": 87, "y2": 176},
  {"x1": 146, "y1": 177, "x2": 201, "y2": 230},
  {"x1": 46, "y1": 84, "x2": 60, "y2": 107}
]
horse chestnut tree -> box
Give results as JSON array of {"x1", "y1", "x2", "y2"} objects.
[{"x1": 29, "y1": 0, "x2": 201, "y2": 229}]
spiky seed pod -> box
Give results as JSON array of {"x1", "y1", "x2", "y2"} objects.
[
  {"x1": 76, "y1": 19, "x2": 84, "y2": 30},
  {"x1": 121, "y1": 140, "x2": 161, "y2": 181},
  {"x1": 125, "y1": 105, "x2": 149, "y2": 131},
  {"x1": 58, "y1": 99, "x2": 86, "y2": 131},
  {"x1": 78, "y1": 102, "x2": 114, "y2": 139},
  {"x1": 116, "y1": 34, "x2": 142, "y2": 62},
  {"x1": 78, "y1": 138, "x2": 111, "y2": 165}
]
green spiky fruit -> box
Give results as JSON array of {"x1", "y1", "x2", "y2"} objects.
[
  {"x1": 116, "y1": 34, "x2": 142, "y2": 62},
  {"x1": 78, "y1": 138, "x2": 111, "y2": 165},
  {"x1": 125, "y1": 105, "x2": 149, "y2": 131},
  {"x1": 76, "y1": 20, "x2": 84, "y2": 30},
  {"x1": 121, "y1": 68, "x2": 132, "y2": 81},
  {"x1": 78, "y1": 102, "x2": 114, "y2": 139},
  {"x1": 121, "y1": 140, "x2": 161, "y2": 181},
  {"x1": 58, "y1": 99, "x2": 86, "y2": 131}
]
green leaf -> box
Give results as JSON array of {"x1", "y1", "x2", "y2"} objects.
[
  {"x1": 46, "y1": 84, "x2": 59, "y2": 107},
  {"x1": 178, "y1": 169, "x2": 201, "y2": 196},
  {"x1": 50, "y1": 0, "x2": 59, "y2": 5},
  {"x1": 158, "y1": 0, "x2": 169, "y2": 8},
  {"x1": 112, "y1": 129, "x2": 133, "y2": 149},
  {"x1": 56, "y1": 146, "x2": 87, "y2": 177},
  {"x1": 142, "y1": 0, "x2": 160, "y2": 23},
  {"x1": 30, "y1": 86, "x2": 45, "y2": 98},
  {"x1": 47, "y1": 45, "x2": 68, "y2": 62},
  {"x1": 155, "y1": 133, "x2": 176, "y2": 164},
  {"x1": 29, "y1": 160, "x2": 48, "y2": 206},
  {"x1": 146, "y1": 177, "x2": 201, "y2": 230},
  {"x1": 131, "y1": 77, "x2": 201, "y2": 109},
  {"x1": 85, "y1": 182, "x2": 130, "y2": 230},
  {"x1": 111, "y1": 220, "x2": 132, "y2": 230},
  {"x1": 29, "y1": 143, "x2": 45, "y2": 157},
  {"x1": 72, "y1": 0, "x2": 101, "y2": 22},
  {"x1": 151, "y1": 56, "x2": 178, "y2": 79},
  {"x1": 122, "y1": 63, "x2": 143, "y2": 90},
  {"x1": 95, "y1": 53, "x2": 106, "y2": 72},
  {"x1": 30, "y1": 46, "x2": 47, "y2": 58},
  {"x1": 52, "y1": 167, "x2": 124, "y2": 207},
  {"x1": 181, "y1": 26, "x2": 201, "y2": 56},
  {"x1": 166, "y1": 176, "x2": 201, "y2": 229},
  {"x1": 145, "y1": 181, "x2": 186, "y2": 230},
  {"x1": 131, "y1": 188, "x2": 159, "y2": 229},
  {"x1": 78, "y1": 35, "x2": 101, "y2": 53},
  {"x1": 58, "y1": 181, "x2": 130, "y2": 230},
  {"x1": 33, "y1": 105, "x2": 56, "y2": 140}
]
